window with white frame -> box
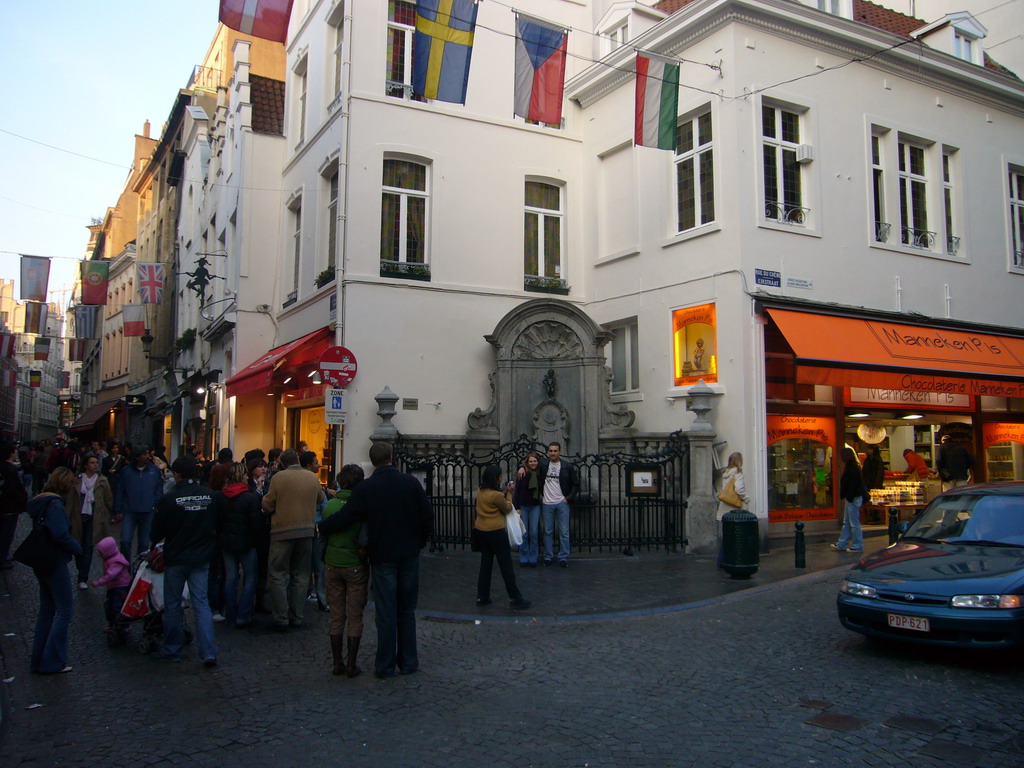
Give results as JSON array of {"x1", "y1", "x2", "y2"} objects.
[
  {"x1": 898, "y1": 139, "x2": 932, "y2": 249},
  {"x1": 762, "y1": 104, "x2": 808, "y2": 225},
  {"x1": 326, "y1": 170, "x2": 339, "y2": 272},
  {"x1": 287, "y1": 199, "x2": 302, "y2": 305},
  {"x1": 1010, "y1": 167, "x2": 1024, "y2": 269},
  {"x1": 606, "y1": 319, "x2": 640, "y2": 393},
  {"x1": 386, "y1": 1, "x2": 423, "y2": 101},
  {"x1": 601, "y1": 19, "x2": 628, "y2": 56},
  {"x1": 954, "y1": 31, "x2": 976, "y2": 63},
  {"x1": 870, "y1": 130, "x2": 890, "y2": 243},
  {"x1": 804, "y1": 0, "x2": 851, "y2": 16},
  {"x1": 675, "y1": 110, "x2": 714, "y2": 232},
  {"x1": 942, "y1": 150, "x2": 959, "y2": 256},
  {"x1": 524, "y1": 181, "x2": 565, "y2": 290},
  {"x1": 294, "y1": 57, "x2": 308, "y2": 147},
  {"x1": 381, "y1": 158, "x2": 429, "y2": 276}
]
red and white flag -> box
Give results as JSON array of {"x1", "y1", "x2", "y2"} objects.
[
  {"x1": 68, "y1": 339, "x2": 87, "y2": 361},
  {"x1": 219, "y1": 0, "x2": 294, "y2": 43},
  {"x1": 0, "y1": 333, "x2": 14, "y2": 358},
  {"x1": 138, "y1": 263, "x2": 166, "y2": 304},
  {"x1": 2, "y1": 368, "x2": 16, "y2": 387},
  {"x1": 122, "y1": 304, "x2": 146, "y2": 337}
]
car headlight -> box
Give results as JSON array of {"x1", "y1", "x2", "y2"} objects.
[
  {"x1": 950, "y1": 594, "x2": 1022, "y2": 609},
  {"x1": 840, "y1": 580, "x2": 877, "y2": 598}
]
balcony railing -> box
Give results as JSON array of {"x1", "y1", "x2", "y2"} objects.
[
  {"x1": 901, "y1": 227, "x2": 936, "y2": 250},
  {"x1": 946, "y1": 235, "x2": 961, "y2": 257},
  {"x1": 187, "y1": 65, "x2": 221, "y2": 92},
  {"x1": 874, "y1": 221, "x2": 891, "y2": 243},
  {"x1": 764, "y1": 201, "x2": 809, "y2": 226}
]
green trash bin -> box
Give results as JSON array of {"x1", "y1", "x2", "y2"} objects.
[{"x1": 721, "y1": 507, "x2": 759, "y2": 580}]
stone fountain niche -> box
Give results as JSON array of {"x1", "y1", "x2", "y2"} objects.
[{"x1": 467, "y1": 299, "x2": 634, "y2": 454}]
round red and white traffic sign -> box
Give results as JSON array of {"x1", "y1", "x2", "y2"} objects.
[{"x1": 318, "y1": 346, "x2": 358, "y2": 387}]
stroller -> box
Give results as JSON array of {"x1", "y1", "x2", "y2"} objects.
[{"x1": 117, "y1": 544, "x2": 191, "y2": 654}]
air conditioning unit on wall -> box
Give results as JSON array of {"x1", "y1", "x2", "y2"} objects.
[{"x1": 796, "y1": 144, "x2": 814, "y2": 164}]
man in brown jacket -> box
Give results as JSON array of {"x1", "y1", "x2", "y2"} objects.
[{"x1": 261, "y1": 449, "x2": 325, "y2": 630}]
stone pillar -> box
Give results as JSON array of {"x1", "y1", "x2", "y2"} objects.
[
  {"x1": 371, "y1": 386, "x2": 399, "y2": 442},
  {"x1": 685, "y1": 380, "x2": 719, "y2": 555}
]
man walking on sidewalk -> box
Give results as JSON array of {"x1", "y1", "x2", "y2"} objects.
[
  {"x1": 319, "y1": 442, "x2": 433, "y2": 679},
  {"x1": 261, "y1": 449, "x2": 325, "y2": 631}
]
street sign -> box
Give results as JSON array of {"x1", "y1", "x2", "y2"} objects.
[
  {"x1": 318, "y1": 346, "x2": 357, "y2": 388},
  {"x1": 325, "y1": 388, "x2": 346, "y2": 425}
]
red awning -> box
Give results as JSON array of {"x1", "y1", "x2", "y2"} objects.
[
  {"x1": 225, "y1": 328, "x2": 332, "y2": 398},
  {"x1": 68, "y1": 399, "x2": 121, "y2": 433}
]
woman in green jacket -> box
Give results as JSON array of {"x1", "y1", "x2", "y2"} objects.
[{"x1": 321, "y1": 464, "x2": 366, "y2": 677}]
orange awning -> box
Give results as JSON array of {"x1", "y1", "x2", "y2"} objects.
[
  {"x1": 225, "y1": 328, "x2": 332, "y2": 398},
  {"x1": 766, "y1": 308, "x2": 1024, "y2": 398}
]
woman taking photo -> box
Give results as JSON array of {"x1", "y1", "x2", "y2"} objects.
[
  {"x1": 27, "y1": 466, "x2": 82, "y2": 673},
  {"x1": 473, "y1": 465, "x2": 530, "y2": 611},
  {"x1": 512, "y1": 452, "x2": 543, "y2": 567},
  {"x1": 832, "y1": 447, "x2": 867, "y2": 554},
  {"x1": 74, "y1": 454, "x2": 114, "y2": 589}
]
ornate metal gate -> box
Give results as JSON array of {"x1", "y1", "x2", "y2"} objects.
[{"x1": 393, "y1": 434, "x2": 689, "y2": 554}]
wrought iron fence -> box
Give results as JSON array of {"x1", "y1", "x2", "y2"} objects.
[{"x1": 394, "y1": 433, "x2": 690, "y2": 555}]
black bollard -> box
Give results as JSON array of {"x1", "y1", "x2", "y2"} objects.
[
  {"x1": 794, "y1": 521, "x2": 806, "y2": 569},
  {"x1": 888, "y1": 507, "x2": 900, "y2": 545}
]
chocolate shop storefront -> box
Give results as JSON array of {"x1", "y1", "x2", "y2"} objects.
[{"x1": 759, "y1": 301, "x2": 1024, "y2": 531}]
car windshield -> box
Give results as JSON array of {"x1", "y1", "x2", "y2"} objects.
[{"x1": 904, "y1": 494, "x2": 1024, "y2": 546}]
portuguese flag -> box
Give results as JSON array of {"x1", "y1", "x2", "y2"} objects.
[{"x1": 81, "y1": 261, "x2": 109, "y2": 305}]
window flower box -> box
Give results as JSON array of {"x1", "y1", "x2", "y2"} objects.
[
  {"x1": 380, "y1": 260, "x2": 431, "y2": 281},
  {"x1": 524, "y1": 275, "x2": 570, "y2": 295}
]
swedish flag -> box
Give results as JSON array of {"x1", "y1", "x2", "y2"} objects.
[{"x1": 412, "y1": 0, "x2": 479, "y2": 104}]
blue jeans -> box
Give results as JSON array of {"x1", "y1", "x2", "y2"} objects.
[
  {"x1": 121, "y1": 511, "x2": 153, "y2": 561},
  {"x1": 31, "y1": 562, "x2": 74, "y2": 673},
  {"x1": 542, "y1": 501, "x2": 571, "y2": 563},
  {"x1": 518, "y1": 504, "x2": 541, "y2": 564},
  {"x1": 837, "y1": 496, "x2": 864, "y2": 551},
  {"x1": 161, "y1": 562, "x2": 217, "y2": 661},
  {"x1": 222, "y1": 549, "x2": 258, "y2": 626},
  {"x1": 370, "y1": 556, "x2": 419, "y2": 677}
]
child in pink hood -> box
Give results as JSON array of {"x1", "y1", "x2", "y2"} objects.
[{"x1": 91, "y1": 536, "x2": 132, "y2": 639}]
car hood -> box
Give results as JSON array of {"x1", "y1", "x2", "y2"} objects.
[{"x1": 847, "y1": 540, "x2": 1024, "y2": 593}]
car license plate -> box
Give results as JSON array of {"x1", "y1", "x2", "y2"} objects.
[{"x1": 887, "y1": 613, "x2": 929, "y2": 632}]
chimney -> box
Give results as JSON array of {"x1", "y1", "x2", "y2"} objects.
[{"x1": 143, "y1": 120, "x2": 151, "y2": 138}]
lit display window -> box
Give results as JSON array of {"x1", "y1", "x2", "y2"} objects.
[{"x1": 672, "y1": 303, "x2": 717, "y2": 386}]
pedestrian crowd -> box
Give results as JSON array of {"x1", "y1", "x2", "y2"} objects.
[{"x1": 0, "y1": 437, "x2": 588, "y2": 677}]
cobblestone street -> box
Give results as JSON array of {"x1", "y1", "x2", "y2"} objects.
[{"x1": 3, "y1": 546, "x2": 1023, "y2": 768}]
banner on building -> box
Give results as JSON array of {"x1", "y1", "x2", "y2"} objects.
[
  {"x1": 74, "y1": 305, "x2": 100, "y2": 339},
  {"x1": 0, "y1": 332, "x2": 14, "y2": 358},
  {"x1": 122, "y1": 304, "x2": 145, "y2": 337},
  {"x1": 29, "y1": 370, "x2": 41, "y2": 388},
  {"x1": 68, "y1": 338, "x2": 87, "y2": 362},
  {"x1": 513, "y1": 13, "x2": 568, "y2": 126},
  {"x1": 20, "y1": 255, "x2": 51, "y2": 302},
  {"x1": 80, "y1": 261, "x2": 109, "y2": 305},
  {"x1": 24, "y1": 302, "x2": 48, "y2": 336},
  {"x1": 635, "y1": 54, "x2": 680, "y2": 151},
  {"x1": 138, "y1": 263, "x2": 166, "y2": 304},
  {"x1": 219, "y1": 0, "x2": 294, "y2": 43},
  {"x1": 412, "y1": 0, "x2": 479, "y2": 104},
  {"x1": 34, "y1": 337, "x2": 50, "y2": 361}
]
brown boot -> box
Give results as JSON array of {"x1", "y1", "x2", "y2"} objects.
[
  {"x1": 346, "y1": 636, "x2": 362, "y2": 678},
  {"x1": 330, "y1": 635, "x2": 344, "y2": 676}
]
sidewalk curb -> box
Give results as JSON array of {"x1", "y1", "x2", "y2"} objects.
[{"x1": 420, "y1": 562, "x2": 854, "y2": 626}]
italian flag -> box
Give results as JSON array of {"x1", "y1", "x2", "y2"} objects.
[{"x1": 634, "y1": 54, "x2": 679, "y2": 151}]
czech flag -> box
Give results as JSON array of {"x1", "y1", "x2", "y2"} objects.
[
  {"x1": 513, "y1": 14, "x2": 568, "y2": 126},
  {"x1": 412, "y1": 0, "x2": 479, "y2": 104},
  {"x1": 219, "y1": 0, "x2": 294, "y2": 44},
  {"x1": 635, "y1": 54, "x2": 679, "y2": 151}
]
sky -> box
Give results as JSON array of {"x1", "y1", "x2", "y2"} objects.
[{"x1": 0, "y1": 1, "x2": 223, "y2": 312}]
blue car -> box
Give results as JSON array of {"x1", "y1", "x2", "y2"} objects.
[{"x1": 837, "y1": 482, "x2": 1024, "y2": 649}]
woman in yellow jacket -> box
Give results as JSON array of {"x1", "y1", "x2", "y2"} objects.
[{"x1": 473, "y1": 465, "x2": 531, "y2": 610}]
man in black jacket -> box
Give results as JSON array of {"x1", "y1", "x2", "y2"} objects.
[
  {"x1": 151, "y1": 456, "x2": 220, "y2": 666},
  {"x1": 319, "y1": 442, "x2": 433, "y2": 679},
  {"x1": 539, "y1": 442, "x2": 578, "y2": 568},
  {"x1": 0, "y1": 442, "x2": 28, "y2": 569}
]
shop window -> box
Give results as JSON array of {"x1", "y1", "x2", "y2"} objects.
[
  {"x1": 672, "y1": 303, "x2": 716, "y2": 386},
  {"x1": 767, "y1": 415, "x2": 835, "y2": 522}
]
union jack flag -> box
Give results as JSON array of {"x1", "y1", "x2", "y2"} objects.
[{"x1": 138, "y1": 263, "x2": 166, "y2": 304}]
